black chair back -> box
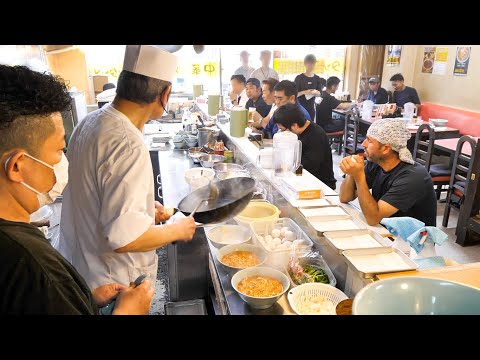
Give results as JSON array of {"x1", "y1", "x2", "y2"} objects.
[
  {"x1": 343, "y1": 111, "x2": 363, "y2": 157},
  {"x1": 412, "y1": 124, "x2": 435, "y2": 170},
  {"x1": 442, "y1": 135, "x2": 478, "y2": 227}
]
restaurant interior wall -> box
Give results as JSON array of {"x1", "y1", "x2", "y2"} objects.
[
  {"x1": 412, "y1": 45, "x2": 480, "y2": 112},
  {"x1": 381, "y1": 45, "x2": 480, "y2": 113}
]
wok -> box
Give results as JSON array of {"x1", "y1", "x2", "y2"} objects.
[{"x1": 177, "y1": 177, "x2": 256, "y2": 225}]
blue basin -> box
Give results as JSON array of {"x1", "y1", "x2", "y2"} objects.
[{"x1": 352, "y1": 276, "x2": 480, "y2": 315}]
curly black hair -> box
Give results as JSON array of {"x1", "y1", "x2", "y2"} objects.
[{"x1": 0, "y1": 65, "x2": 71, "y2": 128}]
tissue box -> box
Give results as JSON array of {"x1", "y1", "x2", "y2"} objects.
[{"x1": 281, "y1": 177, "x2": 322, "y2": 200}]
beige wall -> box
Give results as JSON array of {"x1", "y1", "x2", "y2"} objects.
[
  {"x1": 46, "y1": 47, "x2": 92, "y2": 104},
  {"x1": 381, "y1": 46, "x2": 418, "y2": 89},
  {"x1": 344, "y1": 45, "x2": 362, "y2": 98},
  {"x1": 381, "y1": 45, "x2": 480, "y2": 112}
]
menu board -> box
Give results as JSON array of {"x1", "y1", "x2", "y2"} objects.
[
  {"x1": 432, "y1": 47, "x2": 448, "y2": 75},
  {"x1": 453, "y1": 47, "x2": 471, "y2": 76},
  {"x1": 422, "y1": 47, "x2": 436, "y2": 73}
]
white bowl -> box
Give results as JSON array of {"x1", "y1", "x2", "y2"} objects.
[
  {"x1": 206, "y1": 224, "x2": 252, "y2": 248},
  {"x1": 431, "y1": 119, "x2": 448, "y2": 127},
  {"x1": 217, "y1": 243, "x2": 267, "y2": 271},
  {"x1": 231, "y1": 266, "x2": 290, "y2": 309},
  {"x1": 184, "y1": 168, "x2": 215, "y2": 191}
]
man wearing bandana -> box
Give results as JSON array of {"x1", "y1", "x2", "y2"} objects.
[{"x1": 339, "y1": 119, "x2": 437, "y2": 226}]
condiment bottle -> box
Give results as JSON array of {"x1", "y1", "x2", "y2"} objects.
[{"x1": 214, "y1": 140, "x2": 225, "y2": 156}]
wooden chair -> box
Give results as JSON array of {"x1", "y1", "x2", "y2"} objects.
[
  {"x1": 343, "y1": 111, "x2": 365, "y2": 157},
  {"x1": 412, "y1": 124, "x2": 451, "y2": 200},
  {"x1": 442, "y1": 135, "x2": 478, "y2": 229}
]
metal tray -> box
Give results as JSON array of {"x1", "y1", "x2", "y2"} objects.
[
  {"x1": 342, "y1": 247, "x2": 418, "y2": 279},
  {"x1": 164, "y1": 299, "x2": 207, "y2": 315},
  {"x1": 299, "y1": 205, "x2": 348, "y2": 219},
  {"x1": 323, "y1": 229, "x2": 393, "y2": 255},
  {"x1": 306, "y1": 215, "x2": 366, "y2": 236}
]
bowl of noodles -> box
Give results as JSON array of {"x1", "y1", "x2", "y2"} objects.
[
  {"x1": 231, "y1": 266, "x2": 290, "y2": 309},
  {"x1": 217, "y1": 244, "x2": 267, "y2": 272}
]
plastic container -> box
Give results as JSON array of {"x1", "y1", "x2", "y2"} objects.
[
  {"x1": 164, "y1": 299, "x2": 207, "y2": 315},
  {"x1": 287, "y1": 283, "x2": 348, "y2": 315},
  {"x1": 249, "y1": 218, "x2": 314, "y2": 270},
  {"x1": 234, "y1": 201, "x2": 281, "y2": 228},
  {"x1": 286, "y1": 254, "x2": 337, "y2": 288}
]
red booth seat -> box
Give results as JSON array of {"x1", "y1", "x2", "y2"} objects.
[{"x1": 418, "y1": 102, "x2": 480, "y2": 137}]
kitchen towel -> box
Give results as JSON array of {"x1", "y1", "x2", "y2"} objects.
[
  {"x1": 407, "y1": 226, "x2": 448, "y2": 254},
  {"x1": 380, "y1": 217, "x2": 425, "y2": 241}
]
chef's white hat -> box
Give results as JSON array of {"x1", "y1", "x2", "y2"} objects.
[{"x1": 122, "y1": 45, "x2": 177, "y2": 83}]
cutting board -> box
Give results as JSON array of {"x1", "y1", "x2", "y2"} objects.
[{"x1": 376, "y1": 262, "x2": 480, "y2": 289}]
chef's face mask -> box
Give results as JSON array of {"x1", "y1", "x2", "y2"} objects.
[{"x1": 5, "y1": 152, "x2": 69, "y2": 209}]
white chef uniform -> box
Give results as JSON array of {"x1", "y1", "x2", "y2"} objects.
[
  {"x1": 59, "y1": 45, "x2": 177, "y2": 289},
  {"x1": 238, "y1": 88, "x2": 248, "y2": 108}
]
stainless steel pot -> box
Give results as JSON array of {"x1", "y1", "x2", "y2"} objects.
[{"x1": 198, "y1": 128, "x2": 216, "y2": 147}]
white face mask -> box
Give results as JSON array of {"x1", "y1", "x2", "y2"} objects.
[{"x1": 7, "y1": 152, "x2": 69, "y2": 208}]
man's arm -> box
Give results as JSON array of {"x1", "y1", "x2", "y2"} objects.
[{"x1": 339, "y1": 155, "x2": 398, "y2": 225}]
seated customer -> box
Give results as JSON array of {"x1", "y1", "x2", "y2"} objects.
[
  {"x1": 263, "y1": 80, "x2": 311, "y2": 138},
  {"x1": 274, "y1": 103, "x2": 336, "y2": 190},
  {"x1": 245, "y1": 77, "x2": 271, "y2": 117},
  {"x1": 339, "y1": 119, "x2": 437, "y2": 226},
  {"x1": 251, "y1": 77, "x2": 279, "y2": 130},
  {"x1": 365, "y1": 77, "x2": 388, "y2": 104},
  {"x1": 390, "y1": 73, "x2": 421, "y2": 109},
  {"x1": 315, "y1": 76, "x2": 351, "y2": 133},
  {"x1": 0, "y1": 64, "x2": 153, "y2": 314},
  {"x1": 230, "y1": 74, "x2": 248, "y2": 108}
]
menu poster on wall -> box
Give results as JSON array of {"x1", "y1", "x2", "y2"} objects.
[
  {"x1": 422, "y1": 47, "x2": 436, "y2": 73},
  {"x1": 387, "y1": 45, "x2": 402, "y2": 66},
  {"x1": 433, "y1": 47, "x2": 449, "y2": 75},
  {"x1": 453, "y1": 47, "x2": 471, "y2": 76}
]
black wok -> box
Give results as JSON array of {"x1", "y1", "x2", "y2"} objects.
[{"x1": 177, "y1": 177, "x2": 256, "y2": 224}]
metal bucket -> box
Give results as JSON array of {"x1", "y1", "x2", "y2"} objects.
[{"x1": 198, "y1": 128, "x2": 216, "y2": 147}]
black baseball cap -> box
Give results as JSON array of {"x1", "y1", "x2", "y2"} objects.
[{"x1": 246, "y1": 78, "x2": 261, "y2": 88}]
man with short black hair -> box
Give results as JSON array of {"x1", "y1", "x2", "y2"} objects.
[
  {"x1": 294, "y1": 54, "x2": 326, "y2": 121},
  {"x1": 274, "y1": 103, "x2": 336, "y2": 189},
  {"x1": 0, "y1": 64, "x2": 153, "y2": 314},
  {"x1": 339, "y1": 119, "x2": 436, "y2": 226},
  {"x1": 315, "y1": 76, "x2": 351, "y2": 133},
  {"x1": 230, "y1": 74, "x2": 248, "y2": 108},
  {"x1": 251, "y1": 78, "x2": 279, "y2": 129},
  {"x1": 59, "y1": 46, "x2": 196, "y2": 290},
  {"x1": 263, "y1": 80, "x2": 311, "y2": 138},
  {"x1": 390, "y1": 73, "x2": 421, "y2": 108},
  {"x1": 234, "y1": 50, "x2": 255, "y2": 81},
  {"x1": 245, "y1": 77, "x2": 271, "y2": 117},
  {"x1": 250, "y1": 50, "x2": 279, "y2": 82},
  {"x1": 366, "y1": 77, "x2": 388, "y2": 104}
]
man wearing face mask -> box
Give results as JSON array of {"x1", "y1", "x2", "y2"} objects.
[
  {"x1": 0, "y1": 65, "x2": 153, "y2": 314},
  {"x1": 59, "y1": 46, "x2": 197, "y2": 290}
]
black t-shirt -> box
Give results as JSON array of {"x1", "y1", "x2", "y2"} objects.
[
  {"x1": 315, "y1": 92, "x2": 342, "y2": 128},
  {"x1": 245, "y1": 95, "x2": 271, "y2": 118},
  {"x1": 294, "y1": 73, "x2": 324, "y2": 119},
  {"x1": 0, "y1": 219, "x2": 98, "y2": 314},
  {"x1": 298, "y1": 122, "x2": 337, "y2": 190},
  {"x1": 393, "y1": 86, "x2": 421, "y2": 107},
  {"x1": 364, "y1": 161, "x2": 437, "y2": 226}
]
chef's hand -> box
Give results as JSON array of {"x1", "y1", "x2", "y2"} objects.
[
  {"x1": 154, "y1": 201, "x2": 173, "y2": 224},
  {"x1": 311, "y1": 90, "x2": 321, "y2": 97},
  {"x1": 112, "y1": 280, "x2": 154, "y2": 315},
  {"x1": 173, "y1": 217, "x2": 196, "y2": 242},
  {"x1": 91, "y1": 283, "x2": 128, "y2": 307},
  {"x1": 339, "y1": 154, "x2": 365, "y2": 179}
]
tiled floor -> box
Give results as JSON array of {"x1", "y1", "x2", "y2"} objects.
[{"x1": 331, "y1": 151, "x2": 480, "y2": 264}]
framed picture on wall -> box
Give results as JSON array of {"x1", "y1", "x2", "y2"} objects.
[{"x1": 386, "y1": 45, "x2": 402, "y2": 66}]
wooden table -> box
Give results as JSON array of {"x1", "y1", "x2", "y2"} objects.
[
  {"x1": 376, "y1": 262, "x2": 480, "y2": 289},
  {"x1": 434, "y1": 137, "x2": 479, "y2": 156}
]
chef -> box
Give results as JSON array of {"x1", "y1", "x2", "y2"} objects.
[{"x1": 59, "y1": 45, "x2": 197, "y2": 289}]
